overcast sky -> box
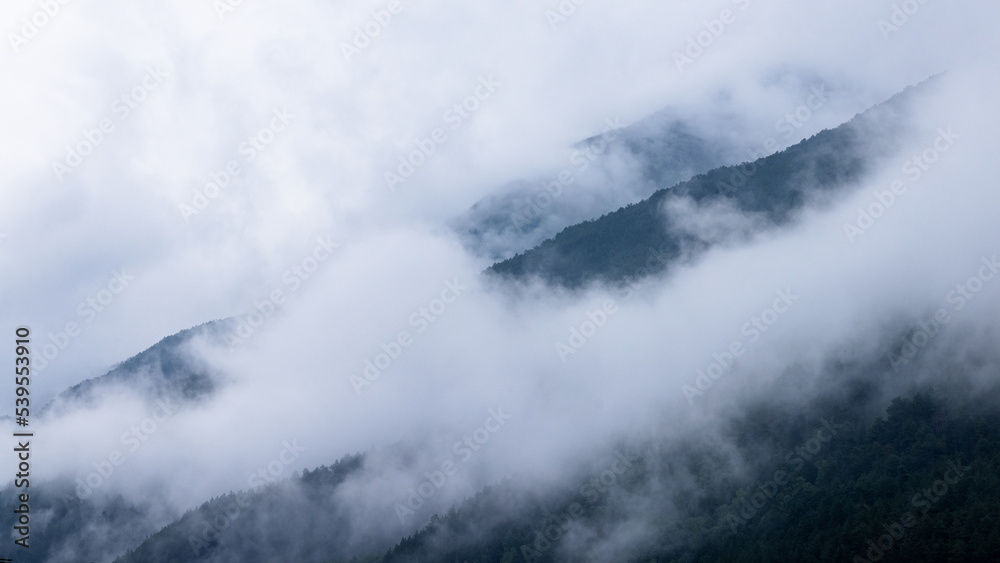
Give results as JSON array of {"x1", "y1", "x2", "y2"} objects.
[{"x1": 1, "y1": 0, "x2": 999, "y2": 554}]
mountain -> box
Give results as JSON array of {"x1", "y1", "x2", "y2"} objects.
[
  {"x1": 0, "y1": 321, "x2": 237, "y2": 563},
  {"x1": 345, "y1": 386, "x2": 1000, "y2": 563},
  {"x1": 41, "y1": 319, "x2": 233, "y2": 418},
  {"x1": 21, "y1": 77, "x2": 998, "y2": 563},
  {"x1": 107, "y1": 349, "x2": 1000, "y2": 563},
  {"x1": 486, "y1": 82, "x2": 926, "y2": 288},
  {"x1": 112, "y1": 454, "x2": 371, "y2": 563},
  {"x1": 452, "y1": 113, "x2": 744, "y2": 262}
]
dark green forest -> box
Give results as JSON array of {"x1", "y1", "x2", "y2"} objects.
[
  {"x1": 348, "y1": 389, "x2": 1000, "y2": 563},
  {"x1": 487, "y1": 81, "x2": 923, "y2": 289},
  {"x1": 95, "y1": 374, "x2": 1000, "y2": 563}
]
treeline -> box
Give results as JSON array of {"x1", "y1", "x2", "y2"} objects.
[
  {"x1": 486, "y1": 82, "x2": 921, "y2": 289},
  {"x1": 349, "y1": 390, "x2": 1000, "y2": 562}
]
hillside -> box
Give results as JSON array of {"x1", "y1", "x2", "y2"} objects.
[
  {"x1": 354, "y1": 387, "x2": 1000, "y2": 563},
  {"x1": 486, "y1": 82, "x2": 925, "y2": 288}
]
